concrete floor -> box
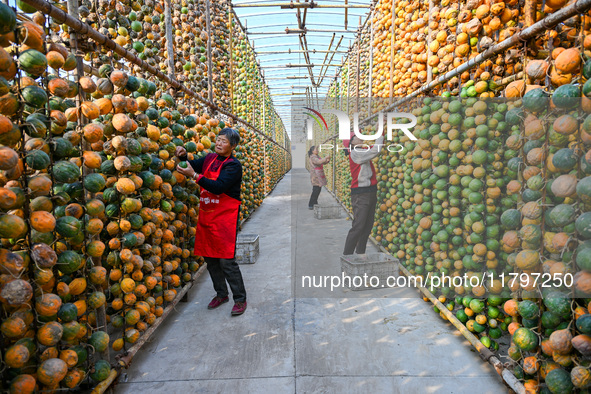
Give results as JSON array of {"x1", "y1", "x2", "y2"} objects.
[{"x1": 115, "y1": 169, "x2": 507, "y2": 394}]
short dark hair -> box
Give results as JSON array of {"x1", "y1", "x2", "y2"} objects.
[
  {"x1": 308, "y1": 146, "x2": 316, "y2": 157},
  {"x1": 219, "y1": 128, "x2": 240, "y2": 146}
]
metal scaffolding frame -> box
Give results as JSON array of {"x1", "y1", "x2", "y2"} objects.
[
  {"x1": 233, "y1": 2, "x2": 369, "y2": 8},
  {"x1": 246, "y1": 28, "x2": 357, "y2": 34},
  {"x1": 256, "y1": 50, "x2": 349, "y2": 55},
  {"x1": 260, "y1": 63, "x2": 344, "y2": 68},
  {"x1": 231, "y1": 0, "x2": 374, "y2": 134}
]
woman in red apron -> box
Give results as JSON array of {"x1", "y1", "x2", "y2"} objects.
[{"x1": 176, "y1": 128, "x2": 247, "y2": 316}]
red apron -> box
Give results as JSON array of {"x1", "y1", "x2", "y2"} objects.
[{"x1": 193, "y1": 155, "x2": 241, "y2": 259}]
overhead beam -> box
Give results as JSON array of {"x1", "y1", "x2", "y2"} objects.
[
  {"x1": 235, "y1": 11, "x2": 367, "y2": 17},
  {"x1": 260, "y1": 63, "x2": 344, "y2": 68},
  {"x1": 269, "y1": 87, "x2": 329, "y2": 91},
  {"x1": 316, "y1": 33, "x2": 336, "y2": 87},
  {"x1": 256, "y1": 50, "x2": 348, "y2": 54},
  {"x1": 243, "y1": 23, "x2": 360, "y2": 29},
  {"x1": 252, "y1": 42, "x2": 352, "y2": 49},
  {"x1": 233, "y1": 2, "x2": 369, "y2": 8},
  {"x1": 271, "y1": 93, "x2": 309, "y2": 96},
  {"x1": 245, "y1": 28, "x2": 356, "y2": 34}
]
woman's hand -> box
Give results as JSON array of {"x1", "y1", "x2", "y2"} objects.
[
  {"x1": 175, "y1": 146, "x2": 187, "y2": 157},
  {"x1": 176, "y1": 163, "x2": 196, "y2": 178}
]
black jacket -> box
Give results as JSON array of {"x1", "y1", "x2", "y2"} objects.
[{"x1": 180, "y1": 153, "x2": 242, "y2": 201}]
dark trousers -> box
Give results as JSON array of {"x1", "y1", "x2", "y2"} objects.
[
  {"x1": 343, "y1": 191, "x2": 378, "y2": 255},
  {"x1": 308, "y1": 186, "x2": 322, "y2": 208},
  {"x1": 204, "y1": 257, "x2": 247, "y2": 302}
]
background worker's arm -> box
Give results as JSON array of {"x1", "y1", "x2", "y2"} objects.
[
  {"x1": 350, "y1": 135, "x2": 385, "y2": 164},
  {"x1": 310, "y1": 155, "x2": 330, "y2": 166}
]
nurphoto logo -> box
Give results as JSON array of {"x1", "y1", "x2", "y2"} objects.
[{"x1": 304, "y1": 107, "x2": 418, "y2": 141}]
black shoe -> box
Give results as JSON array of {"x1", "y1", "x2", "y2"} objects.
[{"x1": 308, "y1": 206, "x2": 314, "y2": 210}]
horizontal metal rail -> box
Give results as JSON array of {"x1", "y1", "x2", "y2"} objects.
[
  {"x1": 247, "y1": 42, "x2": 356, "y2": 49},
  {"x1": 233, "y1": 2, "x2": 369, "y2": 8},
  {"x1": 233, "y1": 11, "x2": 367, "y2": 17},
  {"x1": 271, "y1": 93, "x2": 308, "y2": 96},
  {"x1": 256, "y1": 50, "x2": 349, "y2": 54},
  {"x1": 247, "y1": 28, "x2": 357, "y2": 34},
  {"x1": 263, "y1": 76, "x2": 311, "y2": 80},
  {"x1": 234, "y1": 0, "x2": 369, "y2": 4},
  {"x1": 252, "y1": 56, "x2": 326, "y2": 63},
  {"x1": 245, "y1": 23, "x2": 360, "y2": 29},
  {"x1": 261, "y1": 63, "x2": 343, "y2": 68},
  {"x1": 248, "y1": 33, "x2": 353, "y2": 40}
]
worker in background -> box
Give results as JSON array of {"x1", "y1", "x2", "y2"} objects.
[
  {"x1": 342, "y1": 131, "x2": 384, "y2": 256},
  {"x1": 176, "y1": 128, "x2": 247, "y2": 316},
  {"x1": 307, "y1": 145, "x2": 330, "y2": 210}
]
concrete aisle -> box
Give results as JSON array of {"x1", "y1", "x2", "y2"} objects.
[{"x1": 116, "y1": 169, "x2": 507, "y2": 394}]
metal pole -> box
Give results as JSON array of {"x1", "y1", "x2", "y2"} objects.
[
  {"x1": 298, "y1": 36, "x2": 316, "y2": 85},
  {"x1": 356, "y1": 24, "x2": 360, "y2": 113},
  {"x1": 317, "y1": 35, "x2": 344, "y2": 86},
  {"x1": 256, "y1": 50, "x2": 349, "y2": 54},
  {"x1": 259, "y1": 64, "x2": 344, "y2": 68},
  {"x1": 302, "y1": 0, "x2": 308, "y2": 27},
  {"x1": 389, "y1": 0, "x2": 395, "y2": 103},
  {"x1": 246, "y1": 28, "x2": 357, "y2": 34},
  {"x1": 346, "y1": 52, "x2": 350, "y2": 119},
  {"x1": 205, "y1": 0, "x2": 214, "y2": 104},
  {"x1": 344, "y1": 0, "x2": 348, "y2": 29},
  {"x1": 66, "y1": 0, "x2": 85, "y2": 107},
  {"x1": 233, "y1": 2, "x2": 370, "y2": 8},
  {"x1": 317, "y1": 33, "x2": 336, "y2": 88},
  {"x1": 67, "y1": 0, "x2": 110, "y2": 364},
  {"x1": 332, "y1": 135, "x2": 336, "y2": 192},
  {"x1": 426, "y1": 0, "x2": 433, "y2": 85},
  {"x1": 368, "y1": 7, "x2": 373, "y2": 116},
  {"x1": 315, "y1": 87, "x2": 320, "y2": 112},
  {"x1": 252, "y1": 74, "x2": 256, "y2": 125},
  {"x1": 164, "y1": 0, "x2": 175, "y2": 79},
  {"x1": 229, "y1": 9, "x2": 234, "y2": 113},
  {"x1": 337, "y1": 73, "x2": 342, "y2": 113},
  {"x1": 231, "y1": 7, "x2": 247, "y2": 33},
  {"x1": 296, "y1": 0, "x2": 304, "y2": 29},
  {"x1": 244, "y1": 22, "x2": 358, "y2": 29},
  {"x1": 265, "y1": 76, "x2": 310, "y2": 79},
  {"x1": 264, "y1": 141, "x2": 268, "y2": 192}
]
